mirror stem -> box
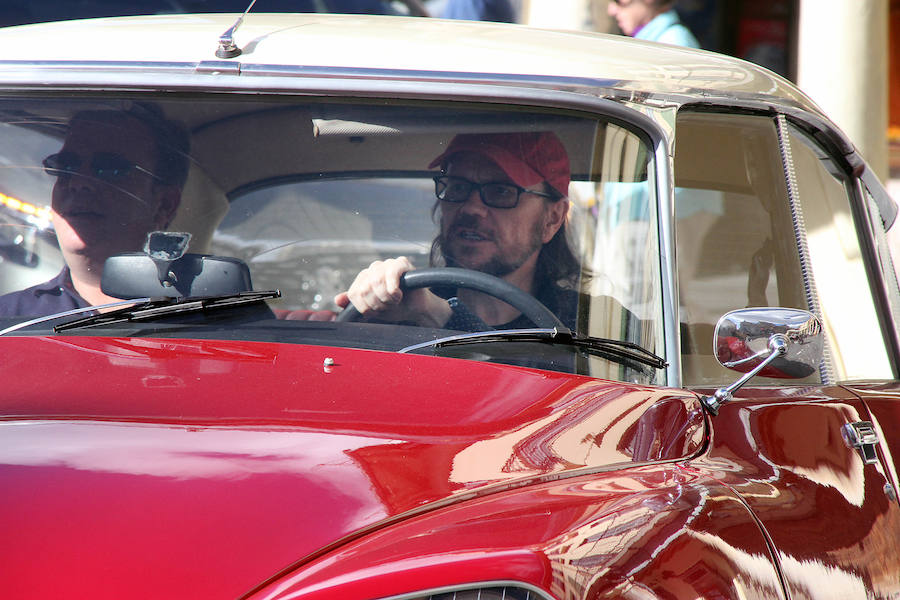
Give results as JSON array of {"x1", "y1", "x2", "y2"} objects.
[{"x1": 702, "y1": 334, "x2": 788, "y2": 415}]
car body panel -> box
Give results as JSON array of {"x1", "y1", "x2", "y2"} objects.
[
  {"x1": 248, "y1": 465, "x2": 787, "y2": 600},
  {"x1": 841, "y1": 382, "x2": 900, "y2": 501},
  {"x1": 694, "y1": 387, "x2": 900, "y2": 598},
  {"x1": 0, "y1": 336, "x2": 704, "y2": 598}
]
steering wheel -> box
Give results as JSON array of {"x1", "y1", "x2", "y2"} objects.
[{"x1": 335, "y1": 267, "x2": 565, "y2": 329}]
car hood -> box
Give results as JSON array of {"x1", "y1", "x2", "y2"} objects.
[{"x1": 0, "y1": 336, "x2": 704, "y2": 598}]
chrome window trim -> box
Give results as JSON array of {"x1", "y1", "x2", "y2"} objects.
[
  {"x1": 642, "y1": 105, "x2": 680, "y2": 387},
  {"x1": 657, "y1": 136, "x2": 680, "y2": 386},
  {"x1": 0, "y1": 60, "x2": 623, "y2": 95}
]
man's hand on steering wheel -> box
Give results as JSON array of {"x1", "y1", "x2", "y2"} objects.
[
  {"x1": 334, "y1": 257, "x2": 453, "y2": 327},
  {"x1": 335, "y1": 259, "x2": 564, "y2": 329}
]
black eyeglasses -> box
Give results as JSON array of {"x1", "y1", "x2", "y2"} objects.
[
  {"x1": 42, "y1": 151, "x2": 163, "y2": 183},
  {"x1": 433, "y1": 175, "x2": 555, "y2": 209}
]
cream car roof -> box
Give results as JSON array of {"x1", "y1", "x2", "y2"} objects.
[{"x1": 0, "y1": 13, "x2": 820, "y2": 113}]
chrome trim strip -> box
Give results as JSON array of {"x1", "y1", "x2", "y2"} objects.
[
  {"x1": 651, "y1": 110, "x2": 680, "y2": 388},
  {"x1": 196, "y1": 61, "x2": 241, "y2": 76},
  {"x1": 0, "y1": 59, "x2": 622, "y2": 87},
  {"x1": 0, "y1": 60, "x2": 832, "y2": 117}
]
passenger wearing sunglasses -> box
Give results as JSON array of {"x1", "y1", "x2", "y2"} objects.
[
  {"x1": 607, "y1": 0, "x2": 698, "y2": 49},
  {"x1": 335, "y1": 131, "x2": 579, "y2": 332},
  {"x1": 0, "y1": 107, "x2": 188, "y2": 317}
]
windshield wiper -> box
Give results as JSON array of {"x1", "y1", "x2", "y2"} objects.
[
  {"x1": 400, "y1": 327, "x2": 667, "y2": 370},
  {"x1": 0, "y1": 298, "x2": 154, "y2": 336},
  {"x1": 52, "y1": 290, "x2": 281, "y2": 332}
]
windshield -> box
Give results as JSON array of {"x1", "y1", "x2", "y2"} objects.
[{"x1": 0, "y1": 95, "x2": 663, "y2": 383}]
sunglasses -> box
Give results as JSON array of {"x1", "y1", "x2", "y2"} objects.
[
  {"x1": 42, "y1": 151, "x2": 163, "y2": 183},
  {"x1": 433, "y1": 175, "x2": 555, "y2": 209}
]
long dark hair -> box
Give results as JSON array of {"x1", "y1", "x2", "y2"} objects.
[{"x1": 534, "y1": 212, "x2": 580, "y2": 287}]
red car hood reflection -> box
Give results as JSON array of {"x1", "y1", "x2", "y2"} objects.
[{"x1": 0, "y1": 336, "x2": 703, "y2": 599}]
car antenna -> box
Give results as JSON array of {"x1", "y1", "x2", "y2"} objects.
[{"x1": 215, "y1": 0, "x2": 259, "y2": 59}]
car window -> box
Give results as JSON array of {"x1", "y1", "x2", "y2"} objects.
[
  {"x1": 211, "y1": 177, "x2": 438, "y2": 311},
  {"x1": 675, "y1": 109, "x2": 896, "y2": 386},
  {"x1": 0, "y1": 95, "x2": 663, "y2": 383},
  {"x1": 673, "y1": 111, "x2": 814, "y2": 386},
  {"x1": 788, "y1": 124, "x2": 892, "y2": 380}
]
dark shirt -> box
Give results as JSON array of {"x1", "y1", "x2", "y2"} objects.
[
  {"x1": 0, "y1": 268, "x2": 89, "y2": 317},
  {"x1": 444, "y1": 282, "x2": 577, "y2": 332}
]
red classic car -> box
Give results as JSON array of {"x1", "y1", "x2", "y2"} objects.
[{"x1": 0, "y1": 10, "x2": 898, "y2": 600}]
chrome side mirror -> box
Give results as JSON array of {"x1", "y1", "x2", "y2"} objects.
[{"x1": 701, "y1": 308, "x2": 824, "y2": 415}]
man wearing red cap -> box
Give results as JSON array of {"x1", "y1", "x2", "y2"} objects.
[{"x1": 334, "y1": 131, "x2": 579, "y2": 331}]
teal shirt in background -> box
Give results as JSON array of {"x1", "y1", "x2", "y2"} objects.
[{"x1": 634, "y1": 9, "x2": 700, "y2": 48}]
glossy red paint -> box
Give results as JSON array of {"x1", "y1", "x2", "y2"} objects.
[
  {"x1": 693, "y1": 386, "x2": 900, "y2": 599},
  {"x1": 0, "y1": 336, "x2": 704, "y2": 599},
  {"x1": 248, "y1": 465, "x2": 785, "y2": 600}
]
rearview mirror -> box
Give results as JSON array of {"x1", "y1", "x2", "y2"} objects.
[{"x1": 101, "y1": 253, "x2": 253, "y2": 299}]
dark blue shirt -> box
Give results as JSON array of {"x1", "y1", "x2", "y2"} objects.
[{"x1": 0, "y1": 269, "x2": 89, "y2": 317}]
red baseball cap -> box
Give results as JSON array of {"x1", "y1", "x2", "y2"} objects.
[{"x1": 428, "y1": 131, "x2": 570, "y2": 198}]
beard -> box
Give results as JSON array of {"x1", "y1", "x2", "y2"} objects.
[{"x1": 437, "y1": 212, "x2": 545, "y2": 278}]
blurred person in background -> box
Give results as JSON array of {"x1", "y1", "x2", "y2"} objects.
[
  {"x1": 608, "y1": 0, "x2": 699, "y2": 48},
  {"x1": 439, "y1": 0, "x2": 517, "y2": 23}
]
